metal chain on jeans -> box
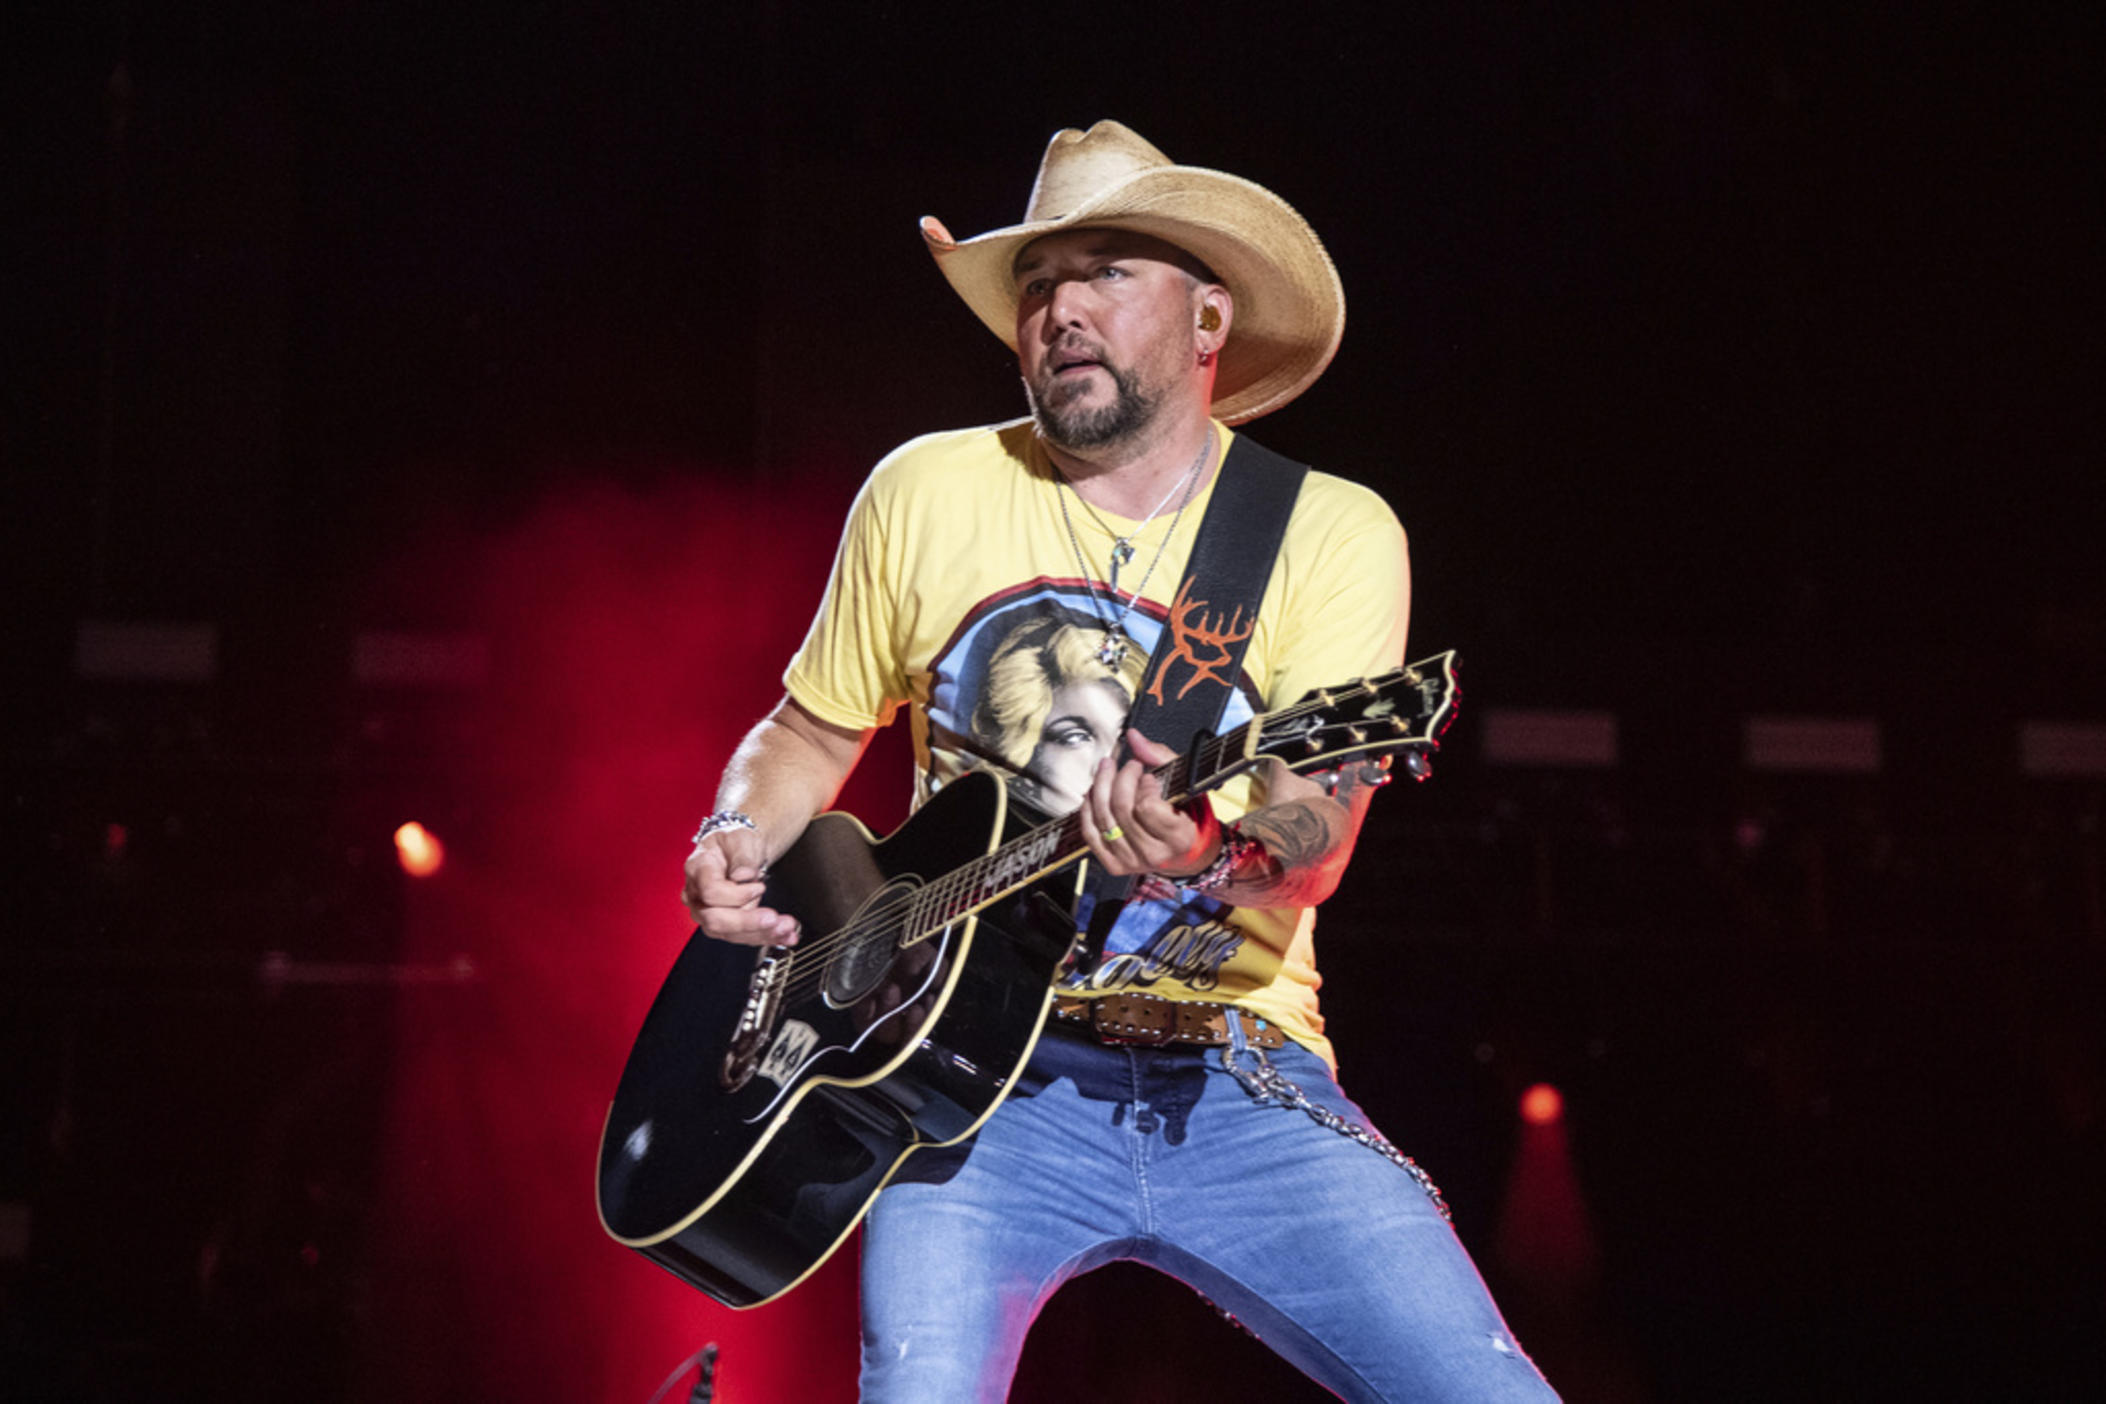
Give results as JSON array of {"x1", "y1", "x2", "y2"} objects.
[{"x1": 1219, "y1": 1041, "x2": 1453, "y2": 1222}]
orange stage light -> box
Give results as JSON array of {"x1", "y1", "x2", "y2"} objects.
[
  {"x1": 394, "y1": 821, "x2": 446, "y2": 877},
  {"x1": 1519, "y1": 1082, "x2": 1564, "y2": 1126}
]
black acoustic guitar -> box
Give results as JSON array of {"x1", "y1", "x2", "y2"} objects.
[{"x1": 597, "y1": 652, "x2": 1460, "y2": 1307}]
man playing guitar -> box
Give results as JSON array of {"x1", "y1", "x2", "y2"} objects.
[{"x1": 675, "y1": 121, "x2": 1557, "y2": 1402}]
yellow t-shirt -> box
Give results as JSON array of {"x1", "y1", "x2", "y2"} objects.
[{"x1": 784, "y1": 418, "x2": 1410, "y2": 1066}]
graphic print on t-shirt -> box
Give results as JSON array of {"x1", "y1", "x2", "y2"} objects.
[{"x1": 922, "y1": 580, "x2": 1256, "y2": 989}]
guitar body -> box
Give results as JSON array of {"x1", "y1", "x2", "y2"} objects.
[{"x1": 597, "y1": 770, "x2": 1082, "y2": 1308}]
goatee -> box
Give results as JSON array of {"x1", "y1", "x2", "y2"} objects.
[{"x1": 1025, "y1": 359, "x2": 1161, "y2": 450}]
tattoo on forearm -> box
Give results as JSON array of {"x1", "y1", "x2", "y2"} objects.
[
  {"x1": 1228, "y1": 798, "x2": 1349, "y2": 901},
  {"x1": 1239, "y1": 803, "x2": 1333, "y2": 867}
]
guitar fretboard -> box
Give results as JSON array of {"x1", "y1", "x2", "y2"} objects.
[{"x1": 899, "y1": 721, "x2": 1261, "y2": 946}]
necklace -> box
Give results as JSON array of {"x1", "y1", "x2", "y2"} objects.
[
  {"x1": 1071, "y1": 457, "x2": 1196, "y2": 593},
  {"x1": 1055, "y1": 428, "x2": 1213, "y2": 669}
]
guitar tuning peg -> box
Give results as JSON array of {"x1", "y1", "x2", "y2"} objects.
[
  {"x1": 1347, "y1": 726, "x2": 1367, "y2": 743},
  {"x1": 1401, "y1": 751, "x2": 1432, "y2": 781}
]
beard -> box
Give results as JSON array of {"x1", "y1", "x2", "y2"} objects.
[{"x1": 1023, "y1": 353, "x2": 1164, "y2": 450}]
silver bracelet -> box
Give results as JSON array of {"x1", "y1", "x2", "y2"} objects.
[
  {"x1": 692, "y1": 810, "x2": 758, "y2": 846},
  {"x1": 1173, "y1": 827, "x2": 1260, "y2": 894}
]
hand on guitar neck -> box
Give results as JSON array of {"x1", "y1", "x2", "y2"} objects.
[
  {"x1": 1073, "y1": 728, "x2": 1218, "y2": 880},
  {"x1": 1082, "y1": 727, "x2": 1374, "y2": 909}
]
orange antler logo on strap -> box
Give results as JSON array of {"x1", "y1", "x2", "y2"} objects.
[{"x1": 1148, "y1": 577, "x2": 1255, "y2": 705}]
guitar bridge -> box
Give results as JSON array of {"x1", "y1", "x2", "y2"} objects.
[{"x1": 720, "y1": 944, "x2": 792, "y2": 1093}]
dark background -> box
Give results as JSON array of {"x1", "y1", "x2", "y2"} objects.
[{"x1": 5, "y1": 2, "x2": 2101, "y2": 1400}]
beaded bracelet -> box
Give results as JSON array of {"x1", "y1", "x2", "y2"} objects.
[
  {"x1": 1173, "y1": 827, "x2": 1260, "y2": 894},
  {"x1": 692, "y1": 810, "x2": 758, "y2": 846}
]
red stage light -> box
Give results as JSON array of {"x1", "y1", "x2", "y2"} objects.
[
  {"x1": 1519, "y1": 1082, "x2": 1564, "y2": 1126},
  {"x1": 394, "y1": 821, "x2": 445, "y2": 877}
]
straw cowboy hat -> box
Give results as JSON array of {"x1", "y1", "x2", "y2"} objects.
[{"x1": 920, "y1": 120, "x2": 1345, "y2": 425}]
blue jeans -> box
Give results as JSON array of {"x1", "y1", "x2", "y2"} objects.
[{"x1": 859, "y1": 1017, "x2": 1559, "y2": 1402}]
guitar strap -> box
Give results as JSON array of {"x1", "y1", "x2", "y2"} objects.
[
  {"x1": 1080, "y1": 431, "x2": 1308, "y2": 921},
  {"x1": 1126, "y1": 431, "x2": 1308, "y2": 746}
]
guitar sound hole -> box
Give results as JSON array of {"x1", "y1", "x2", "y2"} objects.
[{"x1": 823, "y1": 876, "x2": 915, "y2": 1008}]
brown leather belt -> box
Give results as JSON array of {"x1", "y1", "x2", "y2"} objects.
[{"x1": 1051, "y1": 992, "x2": 1288, "y2": 1050}]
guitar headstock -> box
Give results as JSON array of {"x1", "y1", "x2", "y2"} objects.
[{"x1": 1255, "y1": 650, "x2": 1461, "y2": 779}]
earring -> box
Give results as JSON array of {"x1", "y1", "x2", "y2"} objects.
[{"x1": 1198, "y1": 306, "x2": 1221, "y2": 332}]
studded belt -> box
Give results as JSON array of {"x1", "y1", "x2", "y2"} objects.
[{"x1": 1051, "y1": 991, "x2": 1288, "y2": 1050}]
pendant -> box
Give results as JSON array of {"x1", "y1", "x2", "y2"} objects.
[
  {"x1": 1109, "y1": 538, "x2": 1135, "y2": 594},
  {"x1": 1096, "y1": 631, "x2": 1128, "y2": 669}
]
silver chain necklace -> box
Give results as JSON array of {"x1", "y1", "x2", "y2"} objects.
[
  {"x1": 1054, "y1": 429, "x2": 1213, "y2": 670},
  {"x1": 1071, "y1": 455, "x2": 1198, "y2": 590}
]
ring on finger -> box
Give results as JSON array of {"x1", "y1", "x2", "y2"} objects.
[{"x1": 1102, "y1": 825, "x2": 1126, "y2": 844}]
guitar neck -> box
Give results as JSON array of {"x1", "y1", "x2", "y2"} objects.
[
  {"x1": 904, "y1": 725, "x2": 1258, "y2": 945},
  {"x1": 904, "y1": 652, "x2": 1458, "y2": 947}
]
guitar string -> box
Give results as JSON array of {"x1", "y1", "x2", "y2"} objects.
[
  {"x1": 770, "y1": 809, "x2": 1097, "y2": 1007},
  {"x1": 760, "y1": 688, "x2": 1406, "y2": 1006},
  {"x1": 765, "y1": 686, "x2": 1381, "y2": 1004},
  {"x1": 766, "y1": 737, "x2": 1214, "y2": 1007},
  {"x1": 758, "y1": 713, "x2": 1306, "y2": 1007}
]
